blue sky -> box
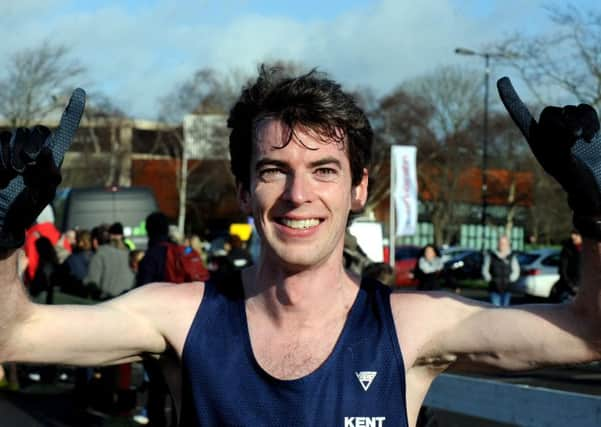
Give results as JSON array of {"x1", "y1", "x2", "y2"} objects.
[{"x1": 1, "y1": 0, "x2": 598, "y2": 119}]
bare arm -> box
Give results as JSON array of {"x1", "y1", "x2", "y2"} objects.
[
  {"x1": 510, "y1": 254, "x2": 520, "y2": 282},
  {"x1": 0, "y1": 249, "x2": 204, "y2": 366},
  {"x1": 481, "y1": 252, "x2": 491, "y2": 282},
  {"x1": 396, "y1": 239, "x2": 601, "y2": 373}
]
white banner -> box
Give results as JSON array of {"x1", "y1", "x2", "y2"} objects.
[{"x1": 391, "y1": 145, "x2": 418, "y2": 236}]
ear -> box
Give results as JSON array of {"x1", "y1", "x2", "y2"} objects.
[
  {"x1": 350, "y1": 168, "x2": 369, "y2": 212},
  {"x1": 237, "y1": 182, "x2": 252, "y2": 215}
]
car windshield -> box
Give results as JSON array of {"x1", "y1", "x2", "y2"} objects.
[
  {"x1": 447, "y1": 250, "x2": 477, "y2": 262},
  {"x1": 517, "y1": 253, "x2": 540, "y2": 265}
]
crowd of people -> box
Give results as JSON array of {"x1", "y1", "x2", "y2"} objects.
[{"x1": 0, "y1": 208, "x2": 255, "y2": 425}]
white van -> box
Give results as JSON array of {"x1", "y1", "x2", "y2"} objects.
[{"x1": 56, "y1": 186, "x2": 159, "y2": 249}]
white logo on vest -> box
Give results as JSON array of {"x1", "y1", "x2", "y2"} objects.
[{"x1": 355, "y1": 371, "x2": 377, "y2": 391}]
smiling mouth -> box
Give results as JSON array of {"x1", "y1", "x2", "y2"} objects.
[{"x1": 278, "y1": 218, "x2": 321, "y2": 229}]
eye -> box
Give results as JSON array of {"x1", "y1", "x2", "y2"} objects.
[
  {"x1": 314, "y1": 167, "x2": 339, "y2": 180},
  {"x1": 258, "y1": 167, "x2": 285, "y2": 181}
]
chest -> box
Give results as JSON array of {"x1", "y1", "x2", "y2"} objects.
[
  {"x1": 181, "y1": 286, "x2": 408, "y2": 426},
  {"x1": 248, "y1": 319, "x2": 344, "y2": 380}
]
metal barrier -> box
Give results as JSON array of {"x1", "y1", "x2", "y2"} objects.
[{"x1": 424, "y1": 374, "x2": 601, "y2": 427}]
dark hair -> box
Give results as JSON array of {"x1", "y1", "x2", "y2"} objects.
[
  {"x1": 76, "y1": 229, "x2": 92, "y2": 252},
  {"x1": 228, "y1": 65, "x2": 373, "y2": 190},
  {"x1": 35, "y1": 236, "x2": 59, "y2": 266},
  {"x1": 145, "y1": 212, "x2": 169, "y2": 239},
  {"x1": 420, "y1": 244, "x2": 441, "y2": 258},
  {"x1": 91, "y1": 225, "x2": 111, "y2": 246},
  {"x1": 109, "y1": 222, "x2": 124, "y2": 235},
  {"x1": 227, "y1": 234, "x2": 243, "y2": 249}
]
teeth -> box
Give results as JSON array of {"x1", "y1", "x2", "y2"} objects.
[{"x1": 281, "y1": 218, "x2": 320, "y2": 229}]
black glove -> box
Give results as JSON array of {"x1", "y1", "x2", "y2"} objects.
[
  {"x1": 497, "y1": 77, "x2": 601, "y2": 239},
  {"x1": 0, "y1": 88, "x2": 85, "y2": 248}
]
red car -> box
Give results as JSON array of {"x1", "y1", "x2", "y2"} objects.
[{"x1": 392, "y1": 245, "x2": 421, "y2": 287}]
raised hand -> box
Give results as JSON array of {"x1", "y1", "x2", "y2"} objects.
[
  {"x1": 0, "y1": 88, "x2": 85, "y2": 248},
  {"x1": 497, "y1": 77, "x2": 601, "y2": 238}
]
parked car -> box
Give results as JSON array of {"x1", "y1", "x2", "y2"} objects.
[
  {"x1": 514, "y1": 248, "x2": 561, "y2": 298},
  {"x1": 440, "y1": 247, "x2": 474, "y2": 263},
  {"x1": 393, "y1": 245, "x2": 421, "y2": 287},
  {"x1": 443, "y1": 250, "x2": 483, "y2": 288}
]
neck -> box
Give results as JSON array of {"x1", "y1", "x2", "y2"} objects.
[{"x1": 243, "y1": 255, "x2": 360, "y2": 327}]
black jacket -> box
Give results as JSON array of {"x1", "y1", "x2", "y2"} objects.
[{"x1": 558, "y1": 240, "x2": 581, "y2": 294}]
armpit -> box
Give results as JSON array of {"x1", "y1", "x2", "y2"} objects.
[{"x1": 414, "y1": 353, "x2": 457, "y2": 370}]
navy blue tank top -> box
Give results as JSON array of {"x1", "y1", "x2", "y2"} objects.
[{"x1": 181, "y1": 276, "x2": 408, "y2": 426}]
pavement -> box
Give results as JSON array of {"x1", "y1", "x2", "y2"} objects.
[{"x1": 0, "y1": 378, "x2": 140, "y2": 427}]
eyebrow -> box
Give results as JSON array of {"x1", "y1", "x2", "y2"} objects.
[
  {"x1": 254, "y1": 157, "x2": 343, "y2": 171},
  {"x1": 255, "y1": 159, "x2": 288, "y2": 171},
  {"x1": 308, "y1": 157, "x2": 343, "y2": 169}
]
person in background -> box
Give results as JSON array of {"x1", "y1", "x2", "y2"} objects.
[
  {"x1": 53, "y1": 229, "x2": 76, "y2": 264},
  {"x1": 84, "y1": 224, "x2": 134, "y2": 301},
  {"x1": 24, "y1": 205, "x2": 71, "y2": 283},
  {"x1": 136, "y1": 212, "x2": 171, "y2": 287},
  {"x1": 64, "y1": 229, "x2": 77, "y2": 246},
  {"x1": 342, "y1": 230, "x2": 371, "y2": 275},
  {"x1": 60, "y1": 229, "x2": 93, "y2": 297},
  {"x1": 63, "y1": 229, "x2": 93, "y2": 282},
  {"x1": 185, "y1": 234, "x2": 207, "y2": 264},
  {"x1": 362, "y1": 262, "x2": 394, "y2": 286},
  {"x1": 553, "y1": 230, "x2": 582, "y2": 302},
  {"x1": 29, "y1": 237, "x2": 60, "y2": 304},
  {"x1": 134, "y1": 212, "x2": 174, "y2": 427},
  {"x1": 168, "y1": 224, "x2": 183, "y2": 245},
  {"x1": 129, "y1": 250, "x2": 145, "y2": 275},
  {"x1": 109, "y1": 222, "x2": 135, "y2": 251},
  {"x1": 415, "y1": 244, "x2": 444, "y2": 291},
  {"x1": 481, "y1": 235, "x2": 520, "y2": 306},
  {"x1": 226, "y1": 234, "x2": 254, "y2": 270}
]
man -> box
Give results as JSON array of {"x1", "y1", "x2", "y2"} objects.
[
  {"x1": 481, "y1": 235, "x2": 520, "y2": 306},
  {"x1": 554, "y1": 229, "x2": 583, "y2": 302},
  {"x1": 84, "y1": 224, "x2": 135, "y2": 300},
  {"x1": 134, "y1": 211, "x2": 177, "y2": 427},
  {"x1": 108, "y1": 222, "x2": 135, "y2": 251},
  {"x1": 0, "y1": 68, "x2": 600, "y2": 427},
  {"x1": 135, "y1": 212, "x2": 171, "y2": 287}
]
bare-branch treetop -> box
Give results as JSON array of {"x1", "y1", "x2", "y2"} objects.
[{"x1": 0, "y1": 41, "x2": 85, "y2": 127}]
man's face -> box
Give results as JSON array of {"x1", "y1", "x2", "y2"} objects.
[
  {"x1": 498, "y1": 236, "x2": 510, "y2": 253},
  {"x1": 238, "y1": 119, "x2": 368, "y2": 272},
  {"x1": 571, "y1": 232, "x2": 582, "y2": 246}
]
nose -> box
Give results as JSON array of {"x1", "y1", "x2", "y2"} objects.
[{"x1": 283, "y1": 172, "x2": 313, "y2": 205}]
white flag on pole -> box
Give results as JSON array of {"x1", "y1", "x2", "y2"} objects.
[{"x1": 391, "y1": 145, "x2": 418, "y2": 236}]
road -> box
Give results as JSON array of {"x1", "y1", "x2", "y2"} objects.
[{"x1": 0, "y1": 383, "x2": 135, "y2": 426}]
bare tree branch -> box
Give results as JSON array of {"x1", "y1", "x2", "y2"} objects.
[{"x1": 0, "y1": 41, "x2": 85, "y2": 127}]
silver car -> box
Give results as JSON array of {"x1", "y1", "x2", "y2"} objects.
[{"x1": 514, "y1": 248, "x2": 561, "y2": 298}]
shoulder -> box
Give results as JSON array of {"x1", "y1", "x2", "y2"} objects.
[
  {"x1": 141, "y1": 244, "x2": 168, "y2": 261},
  {"x1": 389, "y1": 291, "x2": 484, "y2": 368},
  {"x1": 115, "y1": 281, "x2": 206, "y2": 311},
  {"x1": 109, "y1": 282, "x2": 207, "y2": 356}
]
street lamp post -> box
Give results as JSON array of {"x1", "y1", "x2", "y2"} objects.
[{"x1": 454, "y1": 47, "x2": 495, "y2": 249}]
